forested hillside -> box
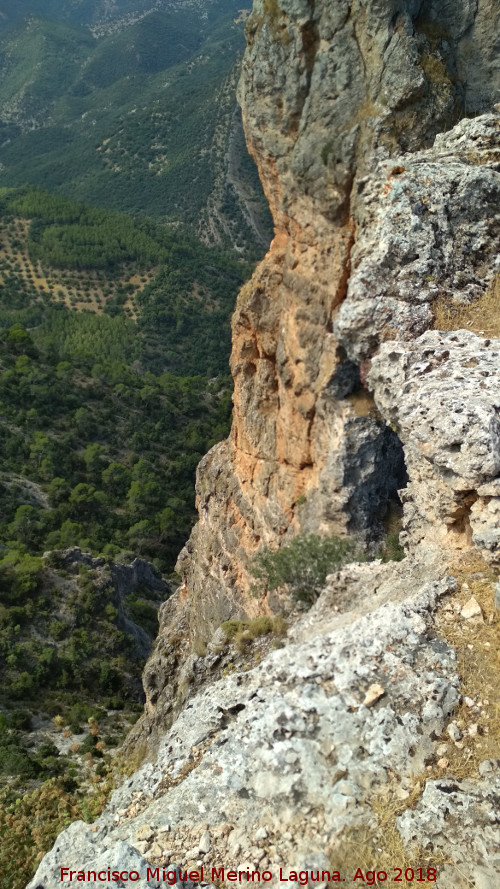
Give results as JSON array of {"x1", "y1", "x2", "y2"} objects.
[
  {"x1": 0, "y1": 176, "x2": 249, "y2": 880},
  {"x1": 0, "y1": 3, "x2": 271, "y2": 881},
  {"x1": 0, "y1": 0, "x2": 272, "y2": 254},
  {"x1": 0, "y1": 185, "x2": 247, "y2": 570}
]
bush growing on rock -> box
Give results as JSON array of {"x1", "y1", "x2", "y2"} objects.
[{"x1": 250, "y1": 534, "x2": 357, "y2": 606}]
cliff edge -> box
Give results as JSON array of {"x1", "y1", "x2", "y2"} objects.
[
  {"x1": 27, "y1": 1, "x2": 500, "y2": 887},
  {"x1": 138, "y1": 0, "x2": 499, "y2": 731}
]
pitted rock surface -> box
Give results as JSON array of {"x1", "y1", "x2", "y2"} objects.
[
  {"x1": 29, "y1": 568, "x2": 466, "y2": 888},
  {"x1": 177, "y1": 33, "x2": 499, "y2": 650},
  {"x1": 368, "y1": 330, "x2": 500, "y2": 562},
  {"x1": 398, "y1": 773, "x2": 500, "y2": 889},
  {"x1": 335, "y1": 114, "x2": 500, "y2": 361}
]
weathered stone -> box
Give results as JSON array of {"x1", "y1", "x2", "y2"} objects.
[
  {"x1": 446, "y1": 722, "x2": 462, "y2": 742},
  {"x1": 198, "y1": 830, "x2": 212, "y2": 854},
  {"x1": 27, "y1": 575, "x2": 464, "y2": 888},
  {"x1": 478, "y1": 759, "x2": 499, "y2": 777},
  {"x1": 461, "y1": 597, "x2": 483, "y2": 620},
  {"x1": 45, "y1": 547, "x2": 171, "y2": 661},
  {"x1": 363, "y1": 684, "x2": 386, "y2": 708},
  {"x1": 336, "y1": 117, "x2": 500, "y2": 360},
  {"x1": 28, "y1": 834, "x2": 158, "y2": 889},
  {"x1": 398, "y1": 776, "x2": 500, "y2": 888},
  {"x1": 368, "y1": 330, "x2": 500, "y2": 563},
  {"x1": 135, "y1": 825, "x2": 154, "y2": 842},
  {"x1": 253, "y1": 826, "x2": 268, "y2": 842},
  {"x1": 170, "y1": 27, "x2": 500, "y2": 667}
]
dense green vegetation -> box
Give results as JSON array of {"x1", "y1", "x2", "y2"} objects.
[
  {"x1": 0, "y1": 183, "x2": 245, "y2": 770},
  {"x1": 0, "y1": 320, "x2": 232, "y2": 566},
  {"x1": 250, "y1": 531, "x2": 406, "y2": 606},
  {"x1": 0, "y1": 549, "x2": 155, "y2": 715},
  {"x1": 0, "y1": 2, "x2": 272, "y2": 254},
  {"x1": 7, "y1": 188, "x2": 166, "y2": 270},
  {"x1": 250, "y1": 535, "x2": 359, "y2": 606},
  {"x1": 0, "y1": 185, "x2": 252, "y2": 373},
  {"x1": 0, "y1": 5, "x2": 270, "y2": 881}
]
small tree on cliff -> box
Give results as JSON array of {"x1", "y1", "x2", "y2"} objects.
[{"x1": 250, "y1": 534, "x2": 357, "y2": 606}]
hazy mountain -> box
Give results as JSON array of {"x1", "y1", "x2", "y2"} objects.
[{"x1": 0, "y1": 0, "x2": 271, "y2": 252}]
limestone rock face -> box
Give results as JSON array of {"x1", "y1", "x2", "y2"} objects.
[
  {"x1": 398, "y1": 776, "x2": 500, "y2": 887},
  {"x1": 174, "y1": 0, "x2": 500, "y2": 651},
  {"x1": 27, "y1": 559, "x2": 500, "y2": 889},
  {"x1": 368, "y1": 330, "x2": 500, "y2": 564},
  {"x1": 26, "y1": 568, "x2": 465, "y2": 889},
  {"x1": 134, "y1": 1, "x2": 500, "y2": 741},
  {"x1": 336, "y1": 114, "x2": 500, "y2": 361}
]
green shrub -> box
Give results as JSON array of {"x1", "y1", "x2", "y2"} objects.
[
  {"x1": 250, "y1": 534, "x2": 357, "y2": 606},
  {"x1": 0, "y1": 747, "x2": 39, "y2": 778},
  {"x1": 49, "y1": 619, "x2": 67, "y2": 640},
  {"x1": 379, "y1": 532, "x2": 405, "y2": 562},
  {"x1": 125, "y1": 594, "x2": 158, "y2": 637},
  {"x1": 7, "y1": 710, "x2": 32, "y2": 731},
  {"x1": 79, "y1": 733, "x2": 101, "y2": 756}
]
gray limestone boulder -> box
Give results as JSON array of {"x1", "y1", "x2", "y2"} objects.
[
  {"x1": 368, "y1": 329, "x2": 500, "y2": 562},
  {"x1": 28, "y1": 567, "x2": 463, "y2": 888},
  {"x1": 335, "y1": 114, "x2": 500, "y2": 362}
]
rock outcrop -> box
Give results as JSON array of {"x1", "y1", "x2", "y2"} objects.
[
  {"x1": 49, "y1": 547, "x2": 170, "y2": 659},
  {"x1": 368, "y1": 330, "x2": 500, "y2": 564},
  {"x1": 119, "y1": 2, "x2": 500, "y2": 758},
  {"x1": 170, "y1": 1, "x2": 500, "y2": 655},
  {"x1": 27, "y1": 1, "x2": 500, "y2": 887},
  {"x1": 27, "y1": 559, "x2": 500, "y2": 889}
]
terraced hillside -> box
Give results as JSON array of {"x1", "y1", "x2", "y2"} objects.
[{"x1": 0, "y1": 216, "x2": 155, "y2": 318}]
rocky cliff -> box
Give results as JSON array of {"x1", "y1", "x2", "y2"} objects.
[
  {"x1": 139, "y1": 0, "x2": 500, "y2": 726},
  {"x1": 27, "y1": 1, "x2": 500, "y2": 888},
  {"x1": 176, "y1": 0, "x2": 499, "y2": 638}
]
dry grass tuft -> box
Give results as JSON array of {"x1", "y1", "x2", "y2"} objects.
[
  {"x1": 420, "y1": 53, "x2": 451, "y2": 86},
  {"x1": 433, "y1": 274, "x2": 500, "y2": 338},
  {"x1": 263, "y1": 0, "x2": 282, "y2": 25},
  {"x1": 431, "y1": 550, "x2": 500, "y2": 779},
  {"x1": 221, "y1": 615, "x2": 288, "y2": 652},
  {"x1": 114, "y1": 742, "x2": 148, "y2": 777},
  {"x1": 345, "y1": 387, "x2": 382, "y2": 419},
  {"x1": 328, "y1": 777, "x2": 450, "y2": 885},
  {"x1": 193, "y1": 638, "x2": 208, "y2": 657}
]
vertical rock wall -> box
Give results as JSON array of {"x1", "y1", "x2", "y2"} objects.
[{"x1": 174, "y1": 0, "x2": 499, "y2": 648}]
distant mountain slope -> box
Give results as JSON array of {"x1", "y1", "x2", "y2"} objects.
[
  {"x1": 0, "y1": 1, "x2": 271, "y2": 254},
  {"x1": 0, "y1": 0, "x2": 239, "y2": 31}
]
